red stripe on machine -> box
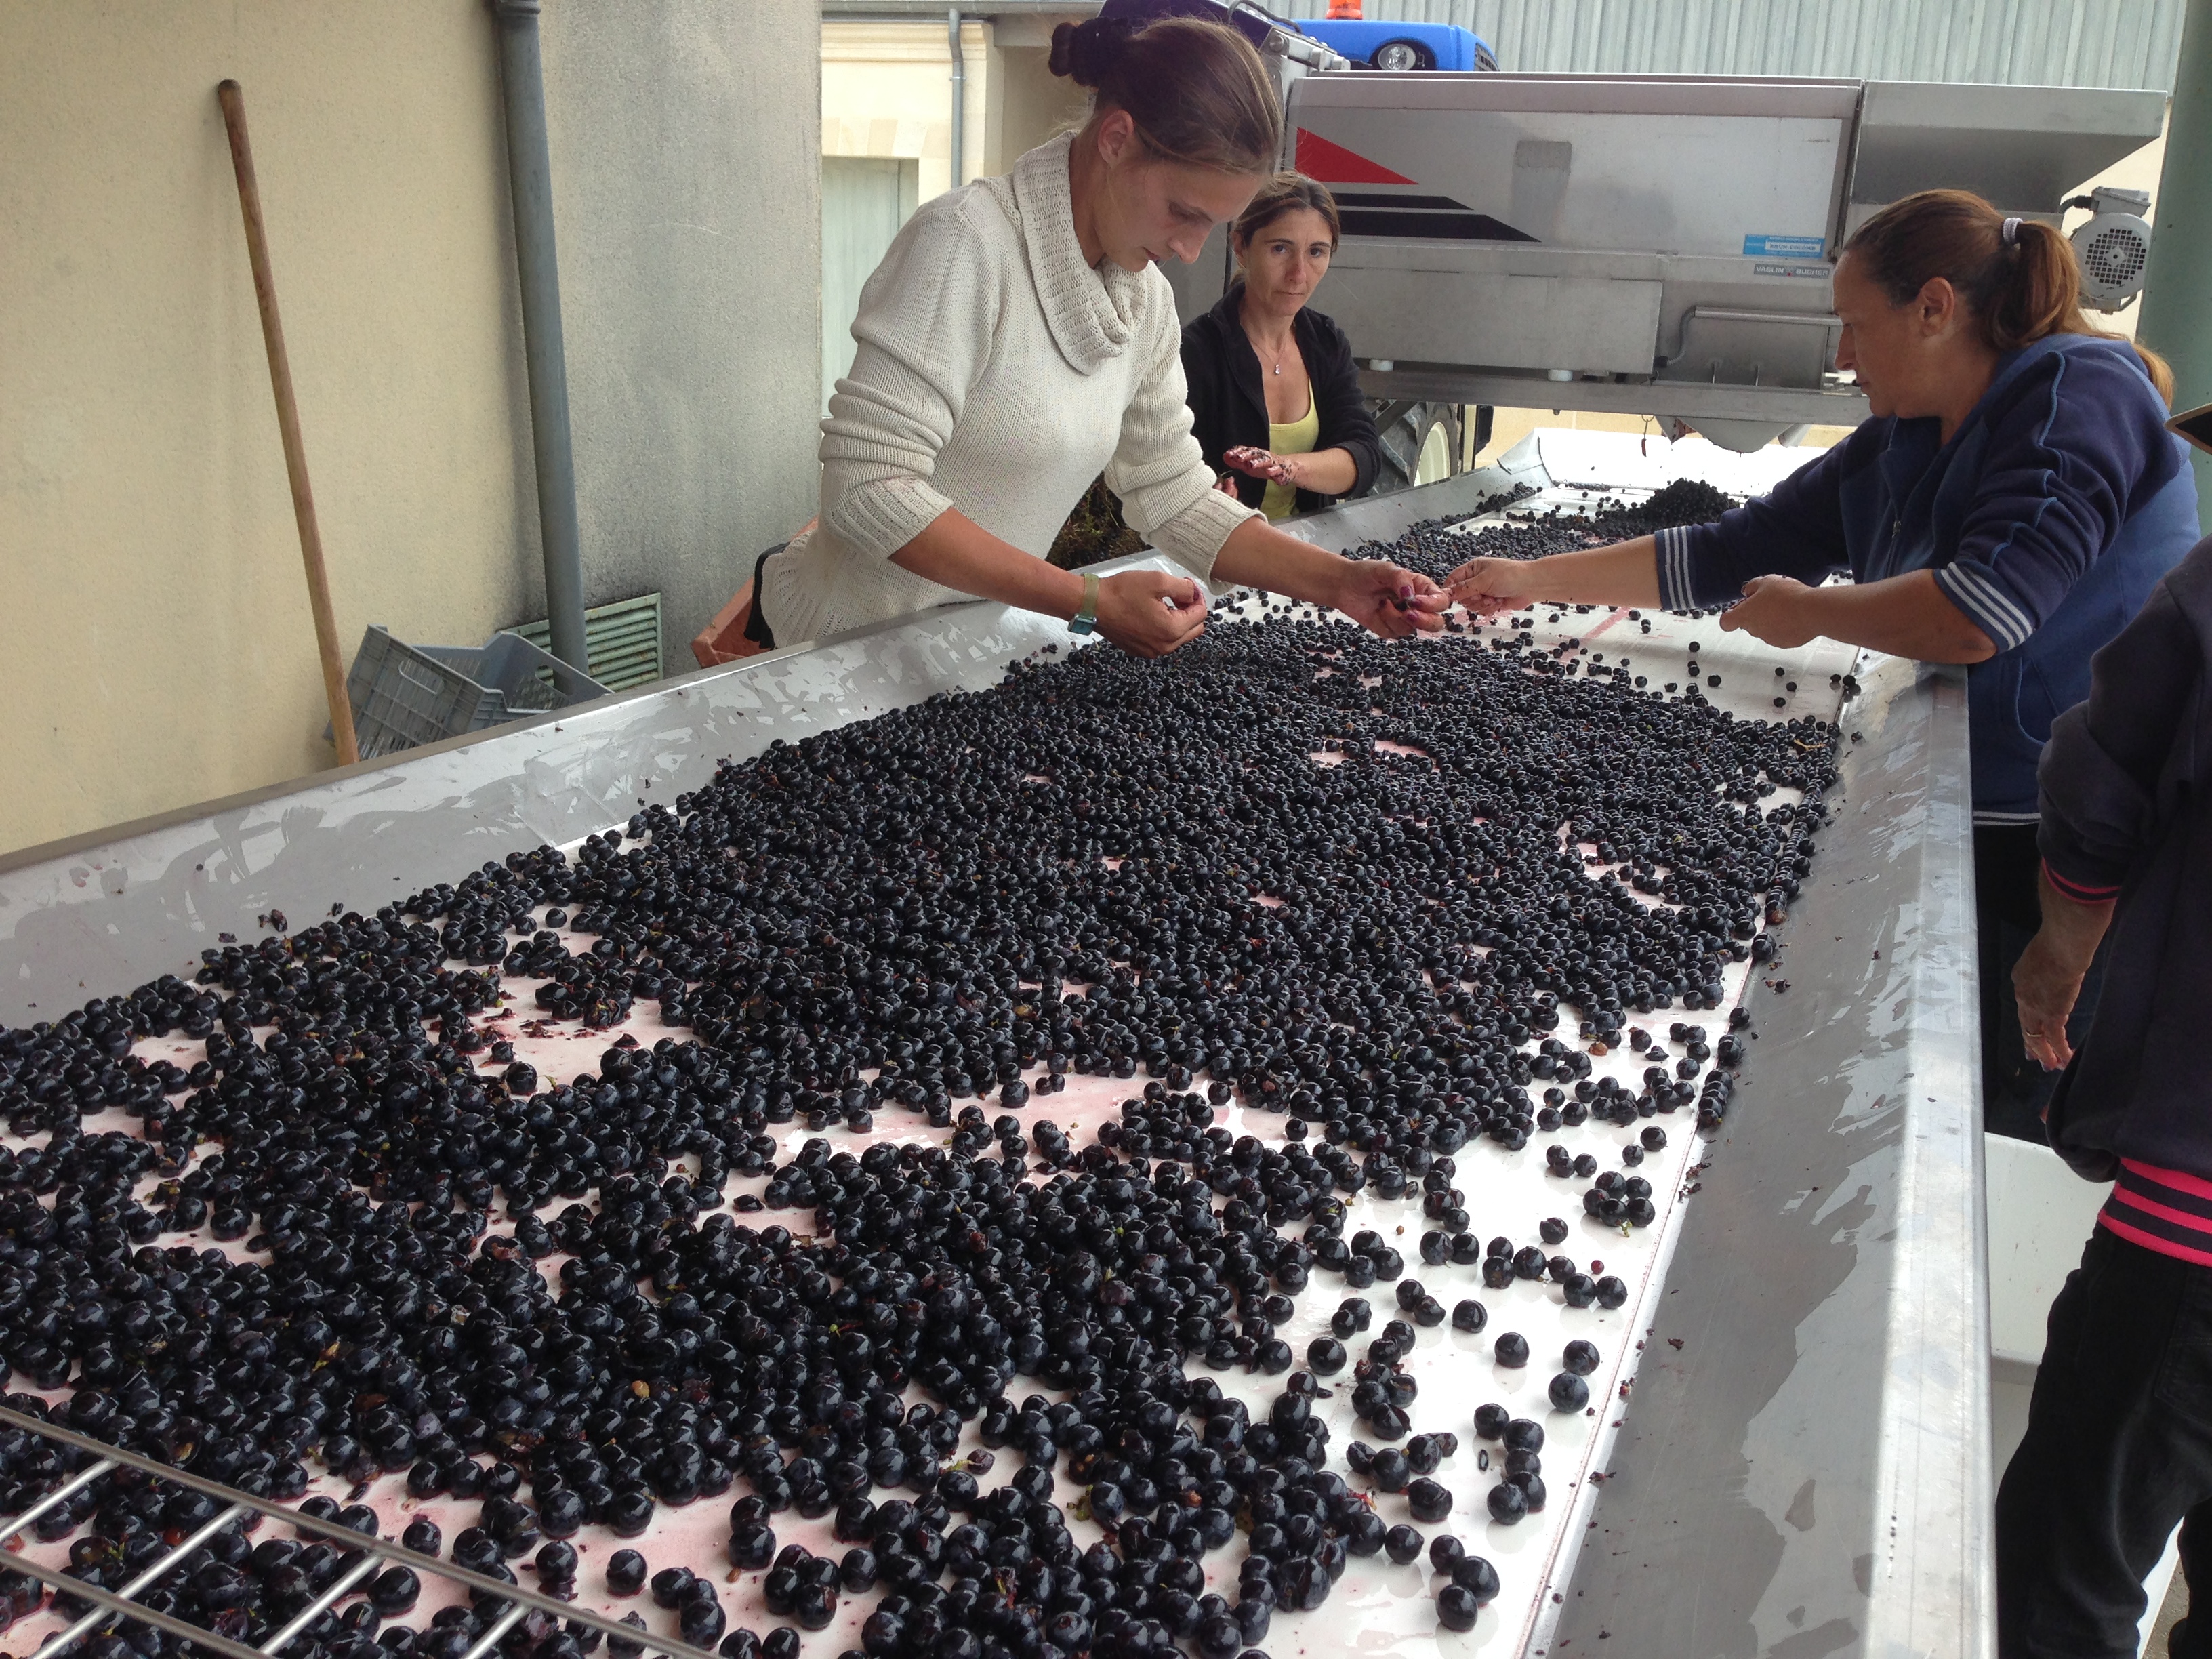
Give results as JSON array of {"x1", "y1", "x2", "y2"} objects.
[{"x1": 1294, "y1": 128, "x2": 1414, "y2": 186}]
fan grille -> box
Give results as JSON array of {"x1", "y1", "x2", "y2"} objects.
[{"x1": 2082, "y1": 223, "x2": 2147, "y2": 290}]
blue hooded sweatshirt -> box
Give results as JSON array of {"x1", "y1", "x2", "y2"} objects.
[{"x1": 1652, "y1": 332, "x2": 2199, "y2": 820}]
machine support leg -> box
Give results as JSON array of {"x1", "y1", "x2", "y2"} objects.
[{"x1": 2142, "y1": 0, "x2": 2212, "y2": 535}]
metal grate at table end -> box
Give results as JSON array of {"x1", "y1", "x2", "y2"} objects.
[{"x1": 0, "y1": 1404, "x2": 720, "y2": 1659}]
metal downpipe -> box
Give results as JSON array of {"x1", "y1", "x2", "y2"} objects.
[
  {"x1": 492, "y1": 0, "x2": 590, "y2": 671},
  {"x1": 949, "y1": 9, "x2": 964, "y2": 190}
]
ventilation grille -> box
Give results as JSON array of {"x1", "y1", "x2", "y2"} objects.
[
  {"x1": 2081, "y1": 224, "x2": 2147, "y2": 289},
  {"x1": 507, "y1": 592, "x2": 663, "y2": 691}
]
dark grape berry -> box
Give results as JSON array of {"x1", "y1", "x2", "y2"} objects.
[
  {"x1": 606, "y1": 1551, "x2": 648, "y2": 1597},
  {"x1": 537, "y1": 1488, "x2": 586, "y2": 1539},
  {"x1": 793, "y1": 1582, "x2": 837, "y2": 1631},
  {"x1": 1452, "y1": 1555, "x2": 1502, "y2": 1603},
  {"x1": 729, "y1": 1523, "x2": 777, "y2": 1570},
  {"x1": 367, "y1": 1568, "x2": 419, "y2": 1615},
  {"x1": 683, "y1": 1602, "x2": 729, "y2": 1645},
  {"x1": 1436, "y1": 1584, "x2": 1481, "y2": 1631}
]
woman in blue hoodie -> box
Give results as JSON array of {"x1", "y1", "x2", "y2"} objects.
[{"x1": 1447, "y1": 188, "x2": 2198, "y2": 1134}]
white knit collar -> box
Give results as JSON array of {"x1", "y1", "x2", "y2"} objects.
[{"x1": 1010, "y1": 132, "x2": 1147, "y2": 376}]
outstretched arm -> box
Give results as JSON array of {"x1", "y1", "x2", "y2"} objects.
[
  {"x1": 1719, "y1": 569, "x2": 1996, "y2": 662},
  {"x1": 1448, "y1": 537, "x2": 1661, "y2": 614},
  {"x1": 1212, "y1": 518, "x2": 1448, "y2": 639}
]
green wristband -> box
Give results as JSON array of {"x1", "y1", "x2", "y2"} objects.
[{"x1": 1069, "y1": 573, "x2": 1100, "y2": 636}]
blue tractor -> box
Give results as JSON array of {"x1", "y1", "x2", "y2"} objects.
[
  {"x1": 1295, "y1": 17, "x2": 1496, "y2": 73},
  {"x1": 1101, "y1": 2, "x2": 1496, "y2": 75}
]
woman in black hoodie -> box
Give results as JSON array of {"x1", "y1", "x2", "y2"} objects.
[
  {"x1": 1180, "y1": 173, "x2": 1382, "y2": 520},
  {"x1": 1992, "y1": 401, "x2": 2212, "y2": 1656}
]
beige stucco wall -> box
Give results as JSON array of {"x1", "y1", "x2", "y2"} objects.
[
  {"x1": 822, "y1": 16, "x2": 1092, "y2": 190},
  {"x1": 823, "y1": 20, "x2": 991, "y2": 198},
  {"x1": 1, "y1": 1, "x2": 825, "y2": 861},
  {"x1": 1, "y1": 1, "x2": 537, "y2": 856},
  {"x1": 984, "y1": 16, "x2": 1092, "y2": 175}
]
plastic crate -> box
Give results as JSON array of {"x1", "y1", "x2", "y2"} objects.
[{"x1": 341, "y1": 627, "x2": 611, "y2": 759}]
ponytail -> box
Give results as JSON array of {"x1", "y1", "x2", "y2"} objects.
[
  {"x1": 1845, "y1": 189, "x2": 2173, "y2": 404},
  {"x1": 1050, "y1": 15, "x2": 1281, "y2": 178}
]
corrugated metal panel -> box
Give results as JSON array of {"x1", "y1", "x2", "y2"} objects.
[
  {"x1": 1273, "y1": 0, "x2": 2188, "y2": 89},
  {"x1": 508, "y1": 593, "x2": 664, "y2": 691}
]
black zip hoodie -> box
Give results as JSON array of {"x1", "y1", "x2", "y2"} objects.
[
  {"x1": 2040, "y1": 533, "x2": 2212, "y2": 1183},
  {"x1": 1179, "y1": 282, "x2": 1382, "y2": 516}
]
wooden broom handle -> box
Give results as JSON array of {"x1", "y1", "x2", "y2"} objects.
[{"x1": 216, "y1": 79, "x2": 360, "y2": 766}]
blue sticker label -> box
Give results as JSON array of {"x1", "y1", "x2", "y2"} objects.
[{"x1": 1744, "y1": 234, "x2": 1826, "y2": 258}]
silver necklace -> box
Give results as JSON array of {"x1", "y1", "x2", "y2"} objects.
[{"x1": 1247, "y1": 327, "x2": 1291, "y2": 375}]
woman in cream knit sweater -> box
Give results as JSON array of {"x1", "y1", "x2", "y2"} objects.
[{"x1": 756, "y1": 14, "x2": 1445, "y2": 658}]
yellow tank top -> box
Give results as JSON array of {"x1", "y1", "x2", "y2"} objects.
[{"x1": 1261, "y1": 397, "x2": 1322, "y2": 521}]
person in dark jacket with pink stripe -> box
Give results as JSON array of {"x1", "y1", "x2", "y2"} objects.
[{"x1": 1996, "y1": 471, "x2": 2212, "y2": 1654}]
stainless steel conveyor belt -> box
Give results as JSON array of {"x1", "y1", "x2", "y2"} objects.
[{"x1": 0, "y1": 462, "x2": 1990, "y2": 1659}]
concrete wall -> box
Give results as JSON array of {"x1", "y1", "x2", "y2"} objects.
[
  {"x1": 541, "y1": 3, "x2": 823, "y2": 682},
  {"x1": 0, "y1": 1, "x2": 821, "y2": 860}
]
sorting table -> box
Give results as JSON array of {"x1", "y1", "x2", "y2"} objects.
[{"x1": 0, "y1": 453, "x2": 1988, "y2": 1659}]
